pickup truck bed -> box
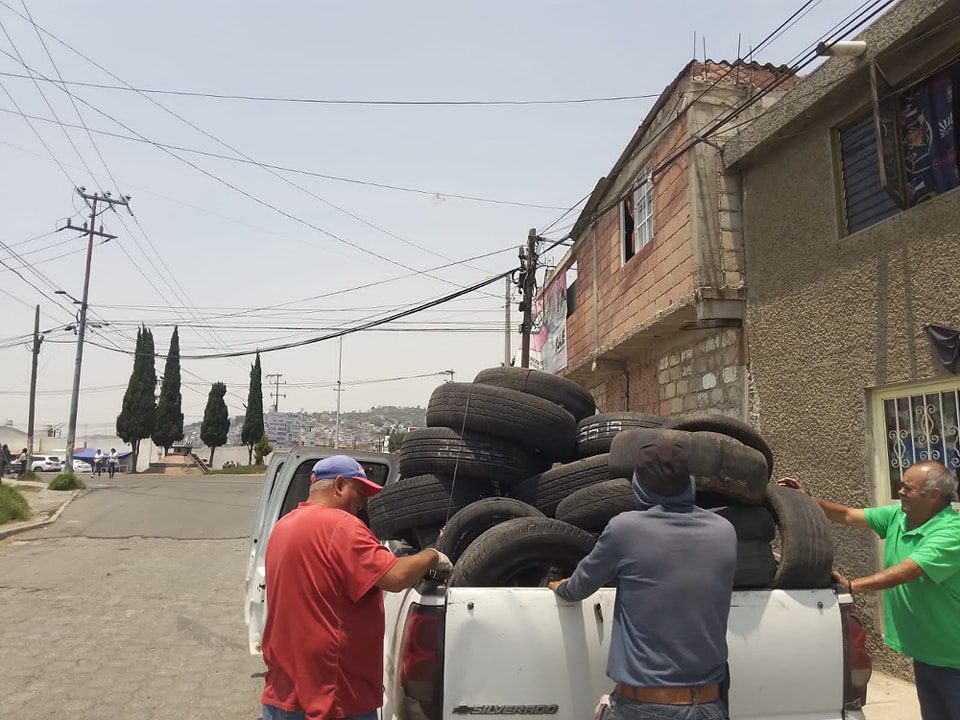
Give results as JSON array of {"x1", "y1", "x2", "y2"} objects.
[{"x1": 383, "y1": 584, "x2": 868, "y2": 720}]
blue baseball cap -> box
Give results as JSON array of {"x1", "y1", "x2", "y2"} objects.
[{"x1": 310, "y1": 455, "x2": 382, "y2": 496}]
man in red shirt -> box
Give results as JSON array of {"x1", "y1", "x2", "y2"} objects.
[{"x1": 261, "y1": 455, "x2": 451, "y2": 720}]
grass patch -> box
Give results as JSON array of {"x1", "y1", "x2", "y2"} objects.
[
  {"x1": 17, "y1": 471, "x2": 42, "y2": 482},
  {"x1": 48, "y1": 472, "x2": 86, "y2": 491},
  {"x1": 0, "y1": 484, "x2": 31, "y2": 524},
  {"x1": 208, "y1": 464, "x2": 267, "y2": 475}
]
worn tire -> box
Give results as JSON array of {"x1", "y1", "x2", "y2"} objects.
[
  {"x1": 426, "y1": 382, "x2": 576, "y2": 460},
  {"x1": 576, "y1": 413, "x2": 667, "y2": 457},
  {"x1": 449, "y1": 517, "x2": 596, "y2": 587},
  {"x1": 609, "y1": 428, "x2": 768, "y2": 505},
  {"x1": 735, "y1": 540, "x2": 778, "y2": 588},
  {"x1": 765, "y1": 483, "x2": 834, "y2": 589},
  {"x1": 435, "y1": 498, "x2": 545, "y2": 564},
  {"x1": 666, "y1": 414, "x2": 774, "y2": 478},
  {"x1": 366, "y1": 474, "x2": 495, "y2": 541},
  {"x1": 555, "y1": 478, "x2": 635, "y2": 532},
  {"x1": 398, "y1": 427, "x2": 544, "y2": 487},
  {"x1": 474, "y1": 367, "x2": 596, "y2": 422},
  {"x1": 509, "y1": 454, "x2": 610, "y2": 517},
  {"x1": 710, "y1": 505, "x2": 776, "y2": 542}
]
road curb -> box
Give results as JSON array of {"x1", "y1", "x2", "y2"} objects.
[{"x1": 0, "y1": 489, "x2": 84, "y2": 540}]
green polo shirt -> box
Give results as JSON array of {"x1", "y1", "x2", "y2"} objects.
[{"x1": 863, "y1": 503, "x2": 960, "y2": 668}]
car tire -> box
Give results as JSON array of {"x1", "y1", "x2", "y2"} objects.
[
  {"x1": 435, "y1": 498, "x2": 545, "y2": 564},
  {"x1": 473, "y1": 367, "x2": 596, "y2": 422},
  {"x1": 449, "y1": 517, "x2": 596, "y2": 588},
  {"x1": 555, "y1": 478, "x2": 635, "y2": 532},
  {"x1": 398, "y1": 427, "x2": 545, "y2": 488},
  {"x1": 735, "y1": 540, "x2": 778, "y2": 588},
  {"x1": 710, "y1": 505, "x2": 776, "y2": 542},
  {"x1": 666, "y1": 414, "x2": 774, "y2": 478},
  {"x1": 576, "y1": 413, "x2": 667, "y2": 457},
  {"x1": 426, "y1": 382, "x2": 576, "y2": 461},
  {"x1": 764, "y1": 483, "x2": 835, "y2": 589},
  {"x1": 509, "y1": 454, "x2": 611, "y2": 517},
  {"x1": 366, "y1": 474, "x2": 495, "y2": 541},
  {"x1": 608, "y1": 428, "x2": 768, "y2": 505}
]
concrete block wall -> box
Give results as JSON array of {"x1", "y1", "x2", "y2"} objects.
[{"x1": 585, "y1": 328, "x2": 746, "y2": 419}]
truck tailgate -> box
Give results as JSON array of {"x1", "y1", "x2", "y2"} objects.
[{"x1": 443, "y1": 587, "x2": 845, "y2": 720}]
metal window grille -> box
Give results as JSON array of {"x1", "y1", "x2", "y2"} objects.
[{"x1": 882, "y1": 387, "x2": 960, "y2": 498}]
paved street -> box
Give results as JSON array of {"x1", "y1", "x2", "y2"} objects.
[{"x1": 0, "y1": 474, "x2": 265, "y2": 720}]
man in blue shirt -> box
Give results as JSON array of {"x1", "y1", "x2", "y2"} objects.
[{"x1": 550, "y1": 433, "x2": 736, "y2": 720}]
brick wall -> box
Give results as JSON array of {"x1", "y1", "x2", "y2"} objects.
[
  {"x1": 566, "y1": 117, "x2": 693, "y2": 370},
  {"x1": 585, "y1": 329, "x2": 746, "y2": 419}
]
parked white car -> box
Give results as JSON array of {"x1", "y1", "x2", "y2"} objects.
[{"x1": 30, "y1": 454, "x2": 61, "y2": 472}]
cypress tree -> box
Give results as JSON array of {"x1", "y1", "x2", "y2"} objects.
[
  {"x1": 200, "y1": 382, "x2": 230, "y2": 466},
  {"x1": 152, "y1": 327, "x2": 184, "y2": 456},
  {"x1": 241, "y1": 352, "x2": 265, "y2": 465},
  {"x1": 116, "y1": 326, "x2": 157, "y2": 472}
]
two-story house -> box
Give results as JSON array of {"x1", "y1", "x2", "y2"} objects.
[{"x1": 541, "y1": 59, "x2": 797, "y2": 419}]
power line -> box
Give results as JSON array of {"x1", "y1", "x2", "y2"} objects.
[
  {"x1": 81, "y1": 268, "x2": 514, "y2": 360},
  {"x1": 0, "y1": 73, "x2": 663, "y2": 108},
  {"x1": 0, "y1": 112, "x2": 567, "y2": 211}
]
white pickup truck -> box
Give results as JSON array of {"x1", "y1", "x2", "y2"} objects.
[{"x1": 245, "y1": 449, "x2": 872, "y2": 720}]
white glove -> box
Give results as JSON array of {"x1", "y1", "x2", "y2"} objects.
[{"x1": 430, "y1": 549, "x2": 454, "y2": 573}]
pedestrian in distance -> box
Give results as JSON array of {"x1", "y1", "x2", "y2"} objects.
[
  {"x1": 260, "y1": 454, "x2": 453, "y2": 720},
  {"x1": 93, "y1": 449, "x2": 104, "y2": 478},
  {"x1": 778, "y1": 462, "x2": 960, "y2": 720},
  {"x1": 549, "y1": 434, "x2": 737, "y2": 720},
  {"x1": 0, "y1": 443, "x2": 10, "y2": 482},
  {"x1": 107, "y1": 448, "x2": 118, "y2": 478},
  {"x1": 18, "y1": 448, "x2": 28, "y2": 476}
]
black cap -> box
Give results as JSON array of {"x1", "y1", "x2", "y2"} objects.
[{"x1": 634, "y1": 433, "x2": 690, "y2": 496}]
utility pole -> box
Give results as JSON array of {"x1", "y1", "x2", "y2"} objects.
[
  {"x1": 26, "y1": 304, "x2": 42, "y2": 459},
  {"x1": 60, "y1": 188, "x2": 129, "y2": 472},
  {"x1": 266, "y1": 373, "x2": 286, "y2": 412},
  {"x1": 334, "y1": 338, "x2": 343, "y2": 448},
  {"x1": 504, "y1": 276, "x2": 511, "y2": 367},
  {"x1": 519, "y1": 228, "x2": 539, "y2": 369}
]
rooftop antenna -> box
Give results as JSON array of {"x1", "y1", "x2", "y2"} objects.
[{"x1": 693, "y1": 31, "x2": 697, "y2": 62}]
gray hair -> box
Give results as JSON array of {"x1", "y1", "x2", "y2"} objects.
[{"x1": 919, "y1": 463, "x2": 959, "y2": 502}]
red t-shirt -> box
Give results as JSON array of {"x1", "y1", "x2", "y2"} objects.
[{"x1": 261, "y1": 502, "x2": 398, "y2": 719}]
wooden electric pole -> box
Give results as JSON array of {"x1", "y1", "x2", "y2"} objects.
[
  {"x1": 520, "y1": 228, "x2": 539, "y2": 369},
  {"x1": 26, "y1": 304, "x2": 42, "y2": 458}
]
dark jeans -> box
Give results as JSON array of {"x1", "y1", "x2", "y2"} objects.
[
  {"x1": 609, "y1": 692, "x2": 726, "y2": 720},
  {"x1": 261, "y1": 706, "x2": 378, "y2": 720},
  {"x1": 914, "y1": 659, "x2": 960, "y2": 720}
]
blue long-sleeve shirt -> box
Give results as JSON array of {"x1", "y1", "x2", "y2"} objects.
[{"x1": 556, "y1": 474, "x2": 736, "y2": 688}]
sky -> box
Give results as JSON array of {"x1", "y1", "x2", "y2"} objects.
[{"x1": 0, "y1": 0, "x2": 875, "y2": 434}]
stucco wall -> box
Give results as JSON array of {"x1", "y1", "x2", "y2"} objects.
[{"x1": 739, "y1": 105, "x2": 960, "y2": 677}]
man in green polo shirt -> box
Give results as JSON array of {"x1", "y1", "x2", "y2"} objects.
[{"x1": 778, "y1": 461, "x2": 960, "y2": 720}]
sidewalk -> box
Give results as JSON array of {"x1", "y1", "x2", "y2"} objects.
[
  {"x1": 0, "y1": 479, "x2": 82, "y2": 539},
  {"x1": 864, "y1": 671, "x2": 920, "y2": 719}
]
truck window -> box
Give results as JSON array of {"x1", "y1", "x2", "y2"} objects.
[{"x1": 278, "y1": 459, "x2": 391, "y2": 520}]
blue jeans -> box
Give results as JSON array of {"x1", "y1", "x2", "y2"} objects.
[
  {"x1": 261, "y1": 707, "x2": 378, "y2": 720},
  {"x1": 609, "y1": 693, "x2": 726, "y2": 720},
  {"x1": 914, "y1": 660, "x2": 960, "y2": 720}
]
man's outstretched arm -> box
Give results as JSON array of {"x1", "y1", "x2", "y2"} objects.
[{"x1": 777, "y1": 477, "x2": 869, "y2": 528}]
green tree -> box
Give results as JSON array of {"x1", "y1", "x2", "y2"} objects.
[
  {"x1": 200, "y1": 382, "x2": 230, "y2": 466},
  {"x1": 253, "y1": 434, "x2": 273, "y2": 465},
  {"x1": 116, "y1": 326, "x2": 157, "y2": 473},
  {"x1": 387, "y1": 430, "x2": 407, "y2": 453},
  {"x1": 241, "y1": 352, "x2": 265, "y2": 465},
  {"x1": 152, "y1": 327, "x2": 184, "y2": 455}
]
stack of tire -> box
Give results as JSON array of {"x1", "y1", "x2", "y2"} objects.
[
  {"x1": 367, "y1": 367, "x2": 593, "y2": 552},
  {"x1": 368, "y1": 367, "x2": 835, "y2": 590}
]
